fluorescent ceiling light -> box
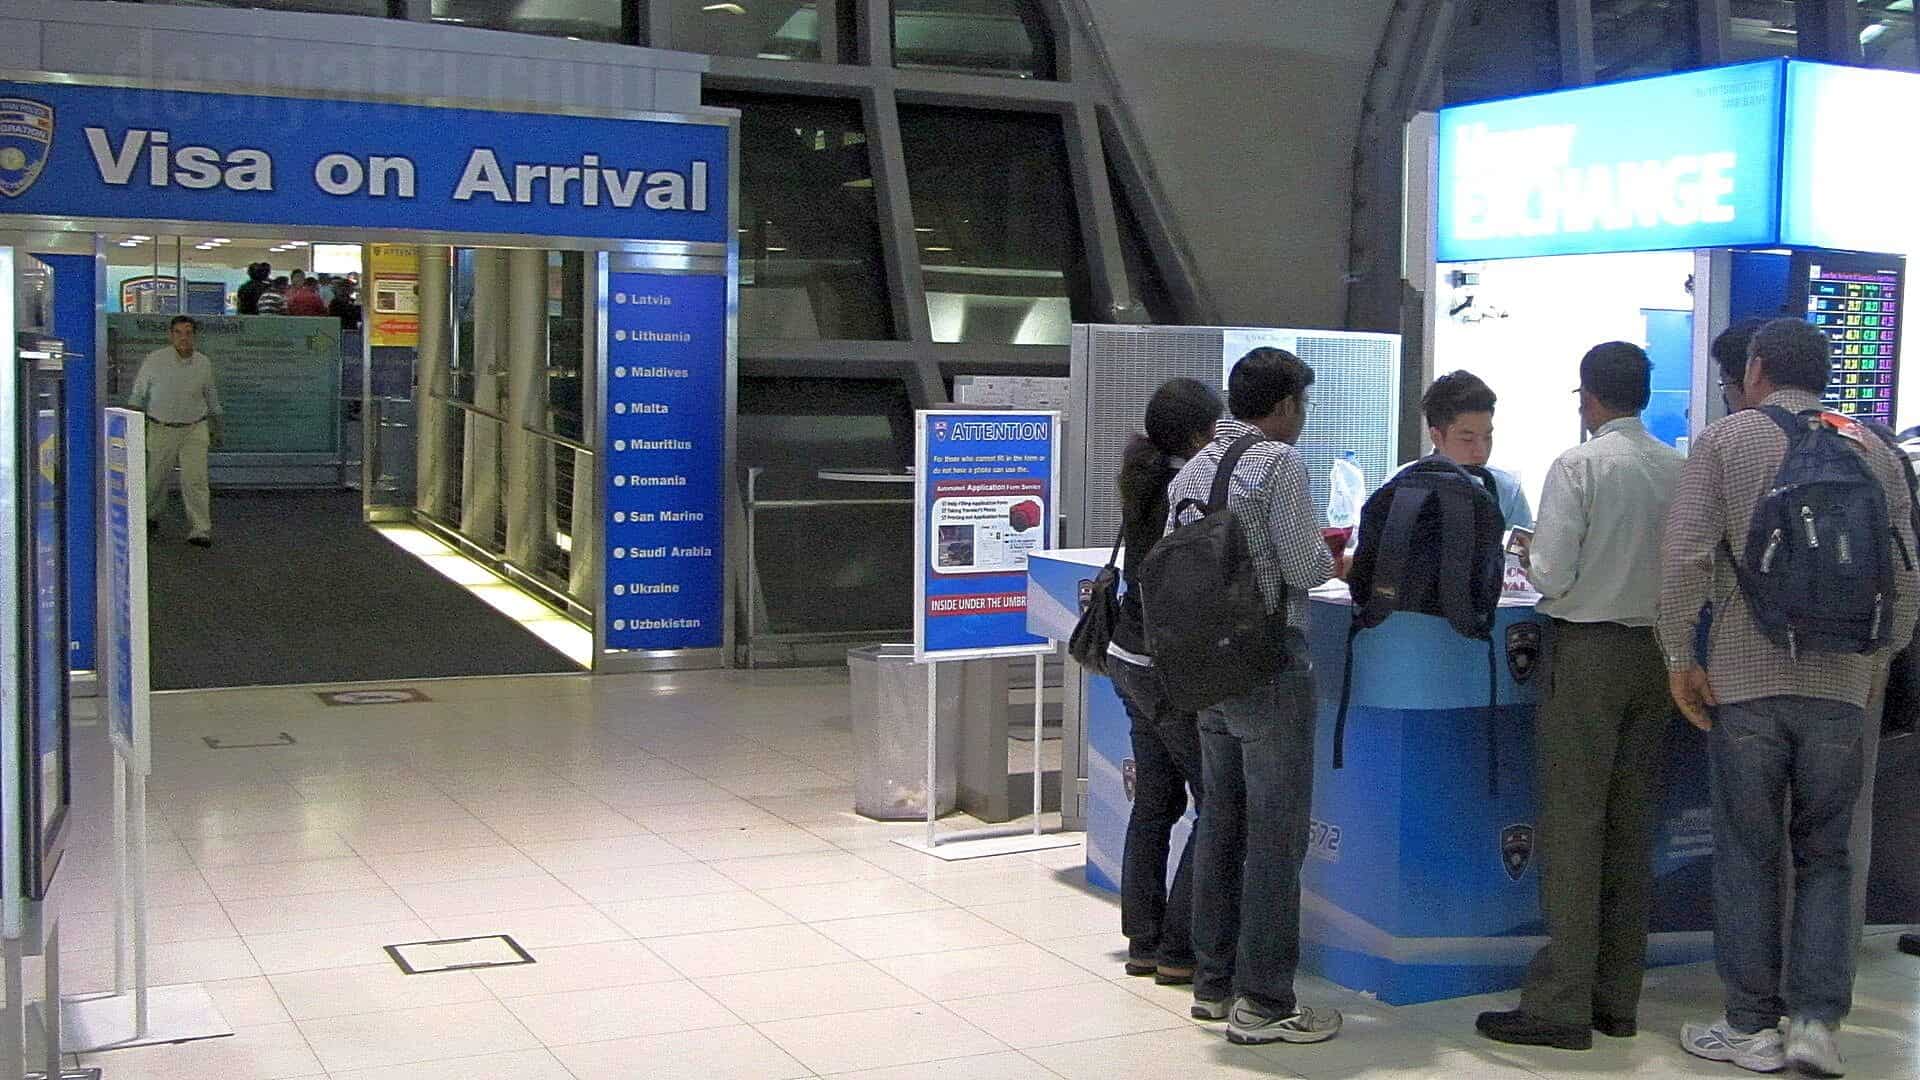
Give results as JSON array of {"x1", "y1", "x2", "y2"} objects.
[
  {"x1": 128, "y1": 234, "x2": 150, "y2": 241},
  {"x1": 288, "y1": 241, "x2": 310, "y2": 247},
  {"x1": 924, "y1": 245, "x2": 954, "y2": 252},
  {"x1": 705, "y1": 3, "x2": 747, "y2": 13},
  {"x1": 915, "y1": 227, "x2": 934, "y2": 233},
  {"x1": 764, "y1": 246, "x2": 788, "y2": 252},
  {"x1": 1862, "y1": 23, "x2": 1887, "y2": 45}
]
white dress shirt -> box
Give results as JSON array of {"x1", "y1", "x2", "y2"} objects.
[
  {"x1": 1528, "y1": 416, "x2": 1685, "y2": 626},
  {"x1": 130, "y1": 347, "x2": 222, "y2": 425}
]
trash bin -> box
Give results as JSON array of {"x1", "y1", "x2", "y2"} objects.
[{"x1": 848, "y1": 644, "x2": 962, "y2": 820}]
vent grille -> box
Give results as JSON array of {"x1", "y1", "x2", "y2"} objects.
[{"x1": 1070, "y1": 325, "x2": 1400, "y2": 545}]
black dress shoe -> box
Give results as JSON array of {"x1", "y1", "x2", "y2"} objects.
[
  {"x1": 1900, "y1": 933, "x2": 1920, "y2": 957},
  {"x1": 1123, "y1": 959, "x2": 1156, "y2": 978},
  {"x1": 1476, "y1": 1009, "x2": 1593, "y2": 1051},
  {"x1": 1593, "y1": 1013, "x2": 1637, "y2": 1038}
]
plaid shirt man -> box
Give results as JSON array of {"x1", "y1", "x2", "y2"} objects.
[
  {"x1": 1657, "y1": 390, "x2": 1920, "y2": 708},
  {"x1": 1166, "y1": 419, "x2": 1336, "y2": 632}
]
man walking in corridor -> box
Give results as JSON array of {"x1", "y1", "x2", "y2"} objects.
[{"x1": 130, "y1": 315, "x2": 222, "y2": 547}]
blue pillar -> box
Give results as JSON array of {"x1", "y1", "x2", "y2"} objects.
[{"x1": 39, "y1": 253, "x2": 97, "y2": 673}]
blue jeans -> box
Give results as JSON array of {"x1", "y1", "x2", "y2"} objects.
[
  {"x1": 1190, "y1": 668, "x2": 1316, "y2": 1015},
  {"x1": 1709, "y1": 696, "x2": 1867, "y2": 1031},
  {"x1": 1110, "y1": 660, "x2": 1203, "y2": 967}
]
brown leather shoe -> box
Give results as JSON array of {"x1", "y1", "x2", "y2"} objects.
[{"x1": 1154, "y1": 964, "x2": 1194, "y2": 986}]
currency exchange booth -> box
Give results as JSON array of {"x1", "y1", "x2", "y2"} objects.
[
  {"x1": 0, "y1": 73, "x2": 739, "y2": 682},
  {"x1": 1429, "y1": 58, "x2": 1915, "y2": 509}
]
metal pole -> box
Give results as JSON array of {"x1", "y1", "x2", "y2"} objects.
[
  {"x1": 1032, "y1": 653, "x2": 1043, "y2": 836},
  {"x1": 129, "y1": 770, "x2": 149, "y2": 1036},
  {"x1": 3, "y1": 935, "x2": 20, "y2": 1080},
  {"x1": 925, "y1": 662, "x2": 938, "y2": 849},
  {"x1": 110, "y1": 763, "x2": 126, "y2": 996},
  {"x1": 40, "y1": 923, "x2": 58, "y2": 1079}
]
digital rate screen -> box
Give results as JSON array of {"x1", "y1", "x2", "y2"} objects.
[{"x1": 1806, "y1": 262, "x2": 1902, "y2": 425}]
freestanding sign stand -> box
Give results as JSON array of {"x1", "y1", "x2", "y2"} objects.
[
  {"x1": 55, "y1": 411, "x2": 230, "y2": 1054},
  {"x1": 899, "y1": 410, "x2": 1079, "y2": 862}
]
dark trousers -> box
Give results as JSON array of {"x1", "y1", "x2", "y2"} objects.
[
  {"x1": 1110, "y1": 660, "x2": 1203, "y2": 966},
  {"x1": 1190, "y1": 668, "x2": 1316, "y2": 1015},
  {"x1": 1711, "y1": 695, "x2": 1866, "y2": 1031},
  {"x1": 1518, "y1": 620, "x2": 1672, "y2": 1028}
]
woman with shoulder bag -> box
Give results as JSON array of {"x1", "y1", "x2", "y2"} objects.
[{"x1": 1112, "y1": 378, "x2": 1221, "y2": 986}]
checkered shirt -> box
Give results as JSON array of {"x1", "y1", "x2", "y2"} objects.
[
  {"x1": 1165, "y1": 419, "x2": 1335, "y2": 631},
  {"x1": 1656, "y1": 391, "x2": 1920, "y2": 708}
]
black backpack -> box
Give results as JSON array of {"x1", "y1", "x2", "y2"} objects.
[
  {"x1": 1335, "y1": 455, "x2": 1506, "y2": 794},
  {"x1": 1136, "y1": 434, "x2": 1292, "y2": 713},
  {"x1": 1865, "y1": 423, "x2": 1920, "y2": 736},
  {"x1": 1732, "y1": 407, "x2": 1906, "y2": 659}
]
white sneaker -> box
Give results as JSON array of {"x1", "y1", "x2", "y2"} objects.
[
  {"x1": 1682, "y1": 1017, "x2": 1787, "y2": 1073},
  {"x1": 1785, "y1": 1018, "x2": 1844, "y2": 1078}
]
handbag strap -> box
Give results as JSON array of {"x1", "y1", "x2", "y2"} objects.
[{"x1": 1102, "y1": 528, "x2": 1124, "y2": 571}]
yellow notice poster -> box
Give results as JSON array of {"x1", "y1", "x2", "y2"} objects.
[{"x1": 368, "y1": 244, "x2": 420, "y2": 347}]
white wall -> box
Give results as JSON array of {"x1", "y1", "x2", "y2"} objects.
[
  {"x1": 1084, "y1": 0, "x2": 1396, "y2": 328},
  {"x1": 1432, "y1": 250, "x2": 1696, "y2": 510}
]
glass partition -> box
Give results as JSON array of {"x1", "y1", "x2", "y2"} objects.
[
  {"x1": 428, "y1": 0, "x2": 631, "y2": 42},
  {"x1": 709, "y1": 91, "x2": 895, "y2": 340},
  {"x1": 893, "y1": 0, "x2": 1055, "y2": 78},
  {"x1": 674, "y1": 0, "x2": 825, "y2": 60},
  {"x1": 899, "y1": 105, "x2": 1088, "y2": 344}
]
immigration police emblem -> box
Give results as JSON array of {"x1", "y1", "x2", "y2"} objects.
[
  {"x1": 1500, "y1": 823, "x2": 1535, "y2": 882},
  {"x1": 1506, "y1": 622, "x2": 1542, "y2": 684},
  {"x1": 0, "y1": 98, "x2": 53, "y2": 198}
]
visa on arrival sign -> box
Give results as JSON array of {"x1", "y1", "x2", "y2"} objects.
[
  {"x1": 914, "y1": 410, "x2": 1060, "y2": 662},
  {"x1": 0, "y1": 78, "x2": 729, "y2": 244},
  {"x1": 1436, "y1": 60, "x2": 1785, "y2": 261}
]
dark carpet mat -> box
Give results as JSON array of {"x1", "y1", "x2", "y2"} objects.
[{"x1": 146, "y1": 490, "x2": 578, "y2": 690}]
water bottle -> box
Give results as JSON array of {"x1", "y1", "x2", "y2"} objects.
[{"x1": 1327, "y1": 451, "x2": 1365, "y2": 530}]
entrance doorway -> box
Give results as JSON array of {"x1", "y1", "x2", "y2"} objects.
[{"x1": 86, "y1": 231, "x2": 593, "y2": 689}]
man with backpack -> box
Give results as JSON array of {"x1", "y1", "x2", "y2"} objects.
[
  {"x1": 1421, "y1": 370, "x2": 1533, "y2": 529},
  {"x1": 1159, "y1": 347, "x2": 1339, "y2": 1046},
  {"x1": 1660, "y1": 318, "x2": 1920, "y2": 1077},
  {"x1": 1476, "y1": 342, "x2": 1685, "y2": 1052}
]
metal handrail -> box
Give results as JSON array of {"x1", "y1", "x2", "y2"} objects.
[
  {"x1": 525, "y1": 427, "x2": 593, "y2": 455},
  {"x1": 752, "y1": 497, "x2": 908, "y2": 510},
  {"x1": 431, "y1": 395, "x2": 509, "y2": 425}
]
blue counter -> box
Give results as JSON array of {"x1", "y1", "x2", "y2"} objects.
[{"x1": 1028, "y1": 551, "x2": 1713, "y2": 1005}]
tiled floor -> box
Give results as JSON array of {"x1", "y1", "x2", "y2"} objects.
[{"x1": 38, "y1": 668, "x2": 1920, "y2": 1078}]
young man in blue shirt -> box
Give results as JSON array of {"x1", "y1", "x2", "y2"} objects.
[{"x1": 1420, "y1": 370, "x2": 1533, "y2": 529}]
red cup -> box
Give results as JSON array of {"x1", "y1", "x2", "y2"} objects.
[{"x1": 1321, "y1": 526, "x2": 1352, "y2": 560}]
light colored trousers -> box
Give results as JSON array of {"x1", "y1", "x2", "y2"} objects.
[{"x1": 146, "y1": 419, "x2": 211, "y2": 538}]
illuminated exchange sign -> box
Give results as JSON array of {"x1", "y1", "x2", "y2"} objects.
[
  {"x1": 1436, "y1": 61, "x2": 1785, "y2": 261},
  {"x1": 0, "y1": 78, "x2": 729, "y2": 244}
]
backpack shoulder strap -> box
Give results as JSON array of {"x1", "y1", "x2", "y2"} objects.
[
  {"x1": 1209, "y1": 433, "x2": 1266, "y2": 513},
  {"x1": 1358, "y1": 483, "x2": 1433, "y2": 625},
  {"x1": 1758, "y1": 404, "x2": 1806, "y2": 439},
  {"x1": 1436, "y1": 478, "x2": 1480, "y2": 638}
]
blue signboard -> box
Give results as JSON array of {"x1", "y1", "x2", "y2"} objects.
[
  {"x1": 914, "y1": 410, "x2": 1059, "y2": 661},
  {"x1": 1436, "y1": 61, "x2": 1785, "y2": 262},
  {"x1": 103, "y1": 409, "x2": 146, "y2": 766},
  {"x1": 602, "y1": 273, "x2": 727, "y2": 653},
  {"x1": 0, "y1": 79, "x2": 729, "y2": 244},
  {"x1": 1780, "y1": 62, "x2": 1920, "y2": 254},
  {"x1": 39, "y1": 253, "x2": 96, "y2": 671}
]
